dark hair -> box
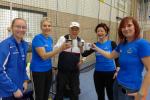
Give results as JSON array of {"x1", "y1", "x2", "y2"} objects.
[
  {"x1": 95, "y1": 23, "x2": 110, "y2": 34},
  {"x1": 11, "y1": 18, "x2": 26, "y2": 28},
  {"x1": 118, "y1": 16, "x2": 140, "y2": 43}
]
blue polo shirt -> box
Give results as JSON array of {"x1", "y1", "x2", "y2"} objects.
[
  {"x1": 115, "y1": 38, "x2": 150, "y2": 90},
  {"x1": 30, "y1": 34, "x2": 53, "y2": 72},
  {"x1": 95, "y1": 40, "x2": 116, "y2": 71}
]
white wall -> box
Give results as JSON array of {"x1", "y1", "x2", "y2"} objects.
[
  {"x1": 0, "y1": 8, "x2": 43, "y2": 42},
  {"x1": 142, "y1": 2, "x2": 150, "y2": 31},
  {"x1": 80, "y1": 0, "x2": 99, "y2": 18},
  {"x1": 3, "y1": 0, "x2": 48, "y2": 9},
  {"x1": 2, "y1": 0, "x2": 131, "y2": 22},
  {"x1": 99, "y1": 2, "x2": 111, "y2": 21}
]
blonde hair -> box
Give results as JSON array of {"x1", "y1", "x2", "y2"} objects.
[{"x1": 40, "y1": 17, "x2": 51, "y2": 28}]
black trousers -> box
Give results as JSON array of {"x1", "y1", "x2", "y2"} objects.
[
  {"x1": 94, "y1": 71, "x2": 115, "y2": 100},
  {"x1": 32, "y1": 70, "x2": 52, "y2": 100},
  {"x1": 54, "y1": 71, "x2": 80, "y2": 100},
  {"x1": 2, "y1": 94, "x2": 33, "y2": 100},
  {"x1": 2, "y1": 96, "x2": 23, "y2": 100}
]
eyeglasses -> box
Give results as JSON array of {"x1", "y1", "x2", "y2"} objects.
[{"x1": 13, "y1": 25, "x2": 27, "y2": 30}]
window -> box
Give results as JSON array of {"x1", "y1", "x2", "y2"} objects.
[{"x1": 0, "y1": 6, "x2": 47, "y2": 42}]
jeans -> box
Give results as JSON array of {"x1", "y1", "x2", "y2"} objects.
[{"x1": 113, "y1": 80, "x2": 138, "y2": 100}]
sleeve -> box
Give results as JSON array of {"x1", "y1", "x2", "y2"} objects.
[
  {"x1": 0, "y1": 42, "x2": 18, "y2": 93},
  {"x1": 32, "y1": 36, "x2": 44, "y2": 48},
  {"x1": 53, "y1": 36, "x2": 66, "y2": 49},
  {"x1": 111, "y1": 41, "x2": 117, "y2": 50},
  {"x1": 81, "y1": 42, "x2": 95, "y2": 57},
  {"x1": 114, "y1": 43, "x2": 120, "y2": 53},
  {"x1": 81, "y1": 49, "x2": 94, "y2": 57},
  {"x1": 138, "y1": 39, "x2": 150, "y2": 58},
  {"x1": 111, "y1": 41, "x2": 120, "y2": 67}
]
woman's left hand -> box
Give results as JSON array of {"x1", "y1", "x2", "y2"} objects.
[
  {"x1": 113, "y1": 72, "x2": 118, "y2": 79},
  {"x1": 113, "y1": 67, "x2": 120, "y2": 79},
  {"x1": 128, "y1": 92, "x2": 146, "y2": 100},
  {"x1": 23, "y1": 81, "x2": 28, "y2": 93}
]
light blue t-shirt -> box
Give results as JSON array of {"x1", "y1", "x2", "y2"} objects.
[
  {"x1": 30, "y1": 34, "x2": 53, "y2": 72},
  {"x1": 95, "y1": 40, "x2": 116, "y2": 71},
  {"x1": 115, "y1": 38, "x2": 150, "y2": 90}
]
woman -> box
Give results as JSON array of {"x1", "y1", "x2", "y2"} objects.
[
  {"x1": 82, "y1": 23, "x2": 119, "y2": 100},
  {"x1": 30, "y1": 17, "x2": 70, "y2": 100},
  {"x1": 0, "y1": 18, "x2": 29, "y2": 99},
  {"x1": 92, "y1": 17, "x2": 150, "y2": 100}
]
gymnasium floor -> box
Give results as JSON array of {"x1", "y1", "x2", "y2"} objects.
[
  {"x1": 49, "y1": 65, "x2": 150, "y2": 100},
  {"x1": 79, "y1": 67, "x2": 150, "y2": 100}
]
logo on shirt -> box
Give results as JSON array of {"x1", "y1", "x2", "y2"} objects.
[
  {"x1": 127, "y1": 48, "x2": 133, "y2": 54},
  {"x1": 10, "y1": 46, "x2": 16, "y2": 48},
  {"x1": 10, "y1": 46, "x2": 19, "y2": 54},
  {"x1": 13, "y1": 51, "x2": 19, "y2": 54},
  {"x1": 104, "y1": 46, "x2": 108, "y2": 50}
]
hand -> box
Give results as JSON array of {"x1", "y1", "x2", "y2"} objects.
[
  {"x1": 13, "y1": 89, "x2": 23, "y2": 98},
  {"x1": 60, "y1": 42, "x2": 71, "y2": 51},
  {"x1": 23, "y1": 81, "x2": 28, "y2": 93},
  {"x1": 78, "y1": 45, "x2": 83, "y2": 52},
  {"x1": 113, "y1": 67, "x2": 120, "y2": 79},
  {"x1": 91, "y1": 44, "x2": 98, "y2": 51},
  {"x1": 128, "y1": 92, "x2": 146, "y2": 100},
  {"x1": 77, "y1": 60, "x2": 84, "y2": 70},
  {"x1": 78, "y1": 42, "x2": 84, "y2": 49},
  {"x1": 113, "y1": 71, "x2": 118, "y2": 79},
  {"x1": 52, "y1": 67, "x2": 58, "y2": 75}
]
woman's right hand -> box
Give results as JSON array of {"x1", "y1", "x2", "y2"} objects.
[
  {"x1": 13, "y1": 89, "x2": 23, "y2": 98},
  {"x1": 91, "y1": 44, "x2": 99, "y2": 51},
  {"x1": 128, "y1": 92, "x2": 147, "y2": 100},
  {"x1": 113, "y1": 71, "x2": 118, "y2": 79}
]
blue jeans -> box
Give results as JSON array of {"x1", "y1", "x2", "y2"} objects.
[{"x1": 113, "y1": 80, "x2": 138, "y2": 100}]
